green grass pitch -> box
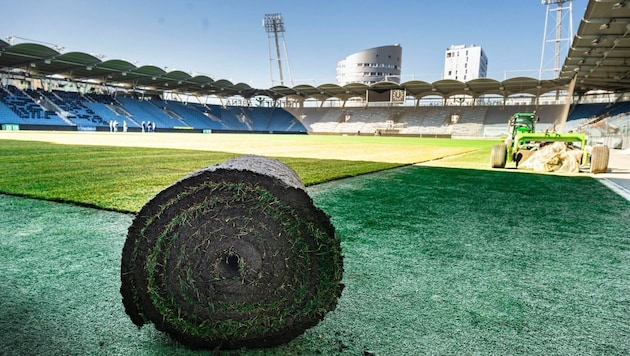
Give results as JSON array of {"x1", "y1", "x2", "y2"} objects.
[{"x1": 0, "y1": 132, "x2": 628, "y2": 355}]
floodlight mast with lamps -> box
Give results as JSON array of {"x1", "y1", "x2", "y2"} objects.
[
  {"x1": 539, "y1": 0, "x2": 574, "y2": 79},
  {"x1": 263, "y1": 13, "x2": 293, "y2": 87}
]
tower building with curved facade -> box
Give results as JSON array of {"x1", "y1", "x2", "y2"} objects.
[{"x1": 336, "y1": 44, "x2": 402, "y2": 85}]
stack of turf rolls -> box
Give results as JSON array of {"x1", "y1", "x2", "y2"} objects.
[{"x1": 120, "y1": 155, "x2": 344, "y2": 349}]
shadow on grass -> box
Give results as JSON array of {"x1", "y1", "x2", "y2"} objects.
[{"x1": 1, "y1": 165, "x2": 629, "y2": 355}]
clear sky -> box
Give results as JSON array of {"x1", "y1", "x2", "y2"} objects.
[{"x1": 2, "y1": 0, "x2": 589, "y2": 89}]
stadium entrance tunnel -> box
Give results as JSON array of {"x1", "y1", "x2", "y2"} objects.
[{"x1": 120, "y1": 155, "x2": 344, "y2": 350}]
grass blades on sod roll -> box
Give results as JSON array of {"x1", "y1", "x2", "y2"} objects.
[
  {"x1": 121, "y1": 156, "x2": 344, "y2": 349},
  {"x1": 1, "y1": 164, "x2": 628, "y2": 355}
]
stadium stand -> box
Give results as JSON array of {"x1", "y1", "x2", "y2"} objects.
[
  {"x1": 0, "y1": 83, "x2": 310, "y2": 133},
  {"x1": 249, "y1": 106, "x2": 305, "y2": 132},
  {"x1": 116, "y1": 96, "x2": 186, "y2": 130},
  {"x1": 450, "y1": 107, "x2": 486, "y2": 138},
  {"x1": 398, "y1": 107, "x2": 450, "y2": 135},
  {"x1": 186, "y1": 103, "x2": 232, "y2": 131},
  {"x1": 292, "y1": 108, "x2": 343, "y2": 133},
  {"x1": 34, "y1": 89, "x2": 109, "y2": 127},
  {"x1": 2, "y1": 81, "x2": 629, "y2": 142},
  {"x1": 567, "y1": 102, "x2": 609, "y2": 121},
  {"x1": 0, "y1": 85, "x2": 68, "y2": 126},
  {"x1": 158, "y1": 100, "x2": 216, "y2": 130}
]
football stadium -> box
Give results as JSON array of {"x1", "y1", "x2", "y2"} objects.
[{"x1": 1, "y1": 1, "x2": 629, "y2": 355}]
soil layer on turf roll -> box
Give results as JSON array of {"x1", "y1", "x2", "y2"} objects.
[{"x1": 120, "y1": 155, "x2": 344, "y2": 349}]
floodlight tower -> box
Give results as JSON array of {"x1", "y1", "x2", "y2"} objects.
[
  {"x1": 263, "y1": 13, "x2": 293, "y2": 86},
  {"x1": 539, "y1": 0, "x2": 574, "y2": 79}
]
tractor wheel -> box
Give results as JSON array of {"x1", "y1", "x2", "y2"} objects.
[
  {"x1": 490, "y1": 144, "x2": 507, "y2": 168},
  {"x1": 590, "y1": 145, "x2": 609, "y2": 174}
]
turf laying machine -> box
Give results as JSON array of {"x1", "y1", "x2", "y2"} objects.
[{"x1": 490, "y1": 112, "x2": 610, "y2": 173}]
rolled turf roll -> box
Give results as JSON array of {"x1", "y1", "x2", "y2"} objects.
[{"x1": 120, "y1": 155, "x2": 344, "y2": 349}]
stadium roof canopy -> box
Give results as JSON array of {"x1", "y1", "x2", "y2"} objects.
[
  {"x1": 0, "y1": 39, "x2": 573, "y2": 100},
  {"x1": 1, "y1": 0, "x2": 628, "y2": 101},
  {"x1": 559, "y1": 0, "x2": 630, "y2": 94}
]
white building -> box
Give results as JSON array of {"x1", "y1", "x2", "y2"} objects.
[
  {"x1": 443, "y1": 44, "x2": 488, "y2": 81},
  {"x1": 336, "y1": 44, "x2": 402, "y2": 85}
]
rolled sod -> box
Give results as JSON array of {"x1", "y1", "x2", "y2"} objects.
[{"x1": 120, "y1": 155, "x2": 344, "y2": 349}]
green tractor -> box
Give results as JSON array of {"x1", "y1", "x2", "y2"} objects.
[{"x1": 490, "y1": 112, "x2": 609, "y2": 173}]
